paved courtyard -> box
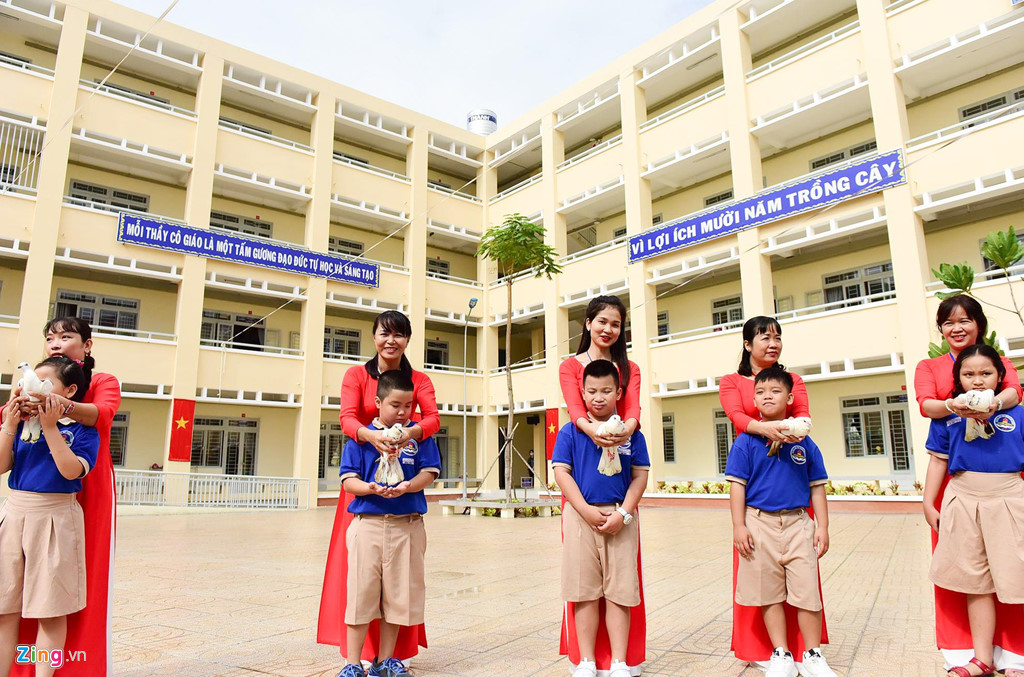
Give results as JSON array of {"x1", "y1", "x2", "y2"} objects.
[{"x1": 112, "y1": 505, "x2": 948, "y2": 676}]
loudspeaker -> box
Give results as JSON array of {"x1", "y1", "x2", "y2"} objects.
[{"x1": 526, "y1": 414, "x2": 540, "y2": 425}]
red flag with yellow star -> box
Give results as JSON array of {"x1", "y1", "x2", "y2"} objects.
[
  {"x1": 545, "y1": 408, "x2": 559, "y2": 460},
  {"x1": 169, "y1": 398, "x2": 195, "y2": 462}
]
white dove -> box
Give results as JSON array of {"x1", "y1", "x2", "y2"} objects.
[
  {"x1": 953, "y1": 389, "x2": 995, "y2": 441},
  {"x1": 373, "y1": 421, "x2": 406, "y2": 486},
  {"x1": 596, "y1": 414, "x2": 627, "y2": 476},
  {"x1": 768, "y1": 417, "x2": 812, "y2": 457},
  {"x1": 16, "y1": 361, "x2": 53, "y2": 443}
]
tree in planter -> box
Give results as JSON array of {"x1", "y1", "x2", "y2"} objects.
[
  {"x1": 477, "y1": 213, "x2": 562, "y2": 504},
  {"x1": 929, "y1": 226, "x2": 1023, "y2": 356}
]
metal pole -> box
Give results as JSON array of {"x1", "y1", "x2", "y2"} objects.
[{"x1": 462, "y1": 297, "x2": 477, "y2": 499}]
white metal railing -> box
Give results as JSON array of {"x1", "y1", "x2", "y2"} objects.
[
  {"x1": 651, "y1": 320, "x2": 744, "y2": 345},
  {"x1": 423, "y1": 363, "x2": 482, "y2": 375},
  {"x1": 425, "y1": 270, "x2": 483, "y2": 288},
  {"x1": 0, "y1": 116, "x2": 44, "y2": 191},
  {"x1": 747, "y1": 21, "x2": 860, "y2": 81},
  {"x1": 640, "y1": 86, "x2": 726, "y2": 132},
  {"x1": 219, "y1": 119, "x2": 312, "y2": 152},
  {"x1": 428, "y1": 182, "x2": 481, "y2": 203},
  {"x1": 79, "y1": 79, "x2": 196, "y2": 117},
  {"x1": 906, "y1": 101, "x2": 1024, "y2": 151},
  {"x1": 93, "y1": 326, "x2": 176, "y2": 342},
  {"x1": 490, "y1": 173, "x2": 543, "y2": 203},
  {"x1": 491, "y1": 130, "x2": 542, "y2": 165},
  {"x1": 491, "y1": 357, "x2": 546, "y2": 374},
  {"x1": 199, "y1": 339, "x2": 304, "y2": 356},
  {"x1": 114, "y1": 469, "x2": 310, "y2": 509},
  {"x1": 215, "y1": 164, "x2": 309, "y2": 198},
  {"x1": 0, "y1": 53, "x2": 54, "y2": 77},
  {"x1": 62, "y1": 197, "x2": 187, "y2": 223},
  {"x1": 332, "y1": 152, "x2": 410, "y2": 182},
  {"x1": 72, "y1": 127, "x2": 189, "y2": 165},
  {"x1": 555, "y1": 81, "x2": 620, "y2": 126},
  {"x1": 557, "y1": 135, "x2": 623, "y2": 172},
  {"x1": 561, "y1": 235, "x2": 628, "y2": 265},
  {"x1": 886, "y1": 0, "x2": 924, "y2": 14},
  {"x1": 773, "y1": 290, "x2": 897, "y2": 321}
]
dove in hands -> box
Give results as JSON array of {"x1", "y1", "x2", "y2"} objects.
[
  {"x1": 767, "y1": 416, "x2": 812, "y2": 457},
  {"x1": 16, "y1": 361, "x2": 53, "y2": 443},
  {"x1": 595, "y1": 415, "x2": 627, "y2": 476},
  {"x1": 953, "y1": 389, "x2": 995, "y2": 441}
]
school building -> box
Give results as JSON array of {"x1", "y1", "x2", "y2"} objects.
[{"x1": 1, "y1": 0, "x2": 1022, "y2": 503}]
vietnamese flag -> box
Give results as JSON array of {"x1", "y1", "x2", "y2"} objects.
[
  {"x1": 169, "y1": 398, "x2": 195, "y2": 462},
  {"x1": 545, "y1": 408, "x2": 559, "y2": 460}
]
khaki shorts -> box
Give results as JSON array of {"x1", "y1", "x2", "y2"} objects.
[
  {"x1": 736, "y1": 506, "x2": 821, "y2": 612},
  {"x1": 346, "y1": 513, "x2": 427, "y2": 626},
  {"x1": 930, "y1": 472, "x2": 1024, "y2": 604},
  {"x1": 561, "y1": 502, "x2": 640, "y2": 607},
  {"x1": 0, "y1": 491, "x2": 87, "y2": 618}
]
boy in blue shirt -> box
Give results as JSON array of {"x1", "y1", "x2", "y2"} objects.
[
  {"x1": 552, "y1": 359, "x2": 650, "y2": 677},
  {"x1": 725, "y1": 367, "x2": 836, "y2": 677},
  {"x1": 338, "y1": 370, "x2": 441, "y2": 677}
]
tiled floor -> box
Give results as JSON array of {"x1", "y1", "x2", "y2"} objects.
[{"x1": 112, "y1": 506, "x2": 950, "y2": 676}]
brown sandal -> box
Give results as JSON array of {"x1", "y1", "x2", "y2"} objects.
[{"x1": 948, "y1": 658, "x2": 995, "y2": 677}]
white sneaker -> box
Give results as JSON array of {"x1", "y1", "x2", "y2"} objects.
[
  {"x1": 608, "y1": 660, "x2": 631, "y2": 677},
  {"x1": 572, "y1": 659, "x2": 597, "y2": 677},
  {"x1": 766, "y1": 648, "x2": 798, "y2": 677},
  {"x1": 800, "y1": 648, "x2": 838, "y2": 677}
]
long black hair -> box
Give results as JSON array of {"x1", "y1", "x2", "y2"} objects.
[
  {"x1": 35, "y1": 355, "x2": 90, "y2": 402},
  {"x1": 365, "y1": 310, "x2": 414, "y2": 378},
  {"x1": 575, "y1": 295, "x2": 630, "y2": 391},
  {"x1": 936, "y1": 295, "x2": 988, "y2": 345},
  {"x1": 737, "y1": 315, "x2": 785, "y2": 377},
  {"x1": 952, "y1": 343, "x2": 1005, "y2": 397},
  {"x1": 43, "y1": 316, "x2": 95, "y2": 387}
]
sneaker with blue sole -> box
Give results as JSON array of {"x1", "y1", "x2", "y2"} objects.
[
  {"x1": 338, "y1": 664, "x2": 366, "y2": 677},
  {"x1": 369, "y1": 657, "x2": 411, "y2": 676}
]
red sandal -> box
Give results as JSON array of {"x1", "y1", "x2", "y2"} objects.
[{"x1": 948, "y1": 658, "x2": 995, "y2": 677}]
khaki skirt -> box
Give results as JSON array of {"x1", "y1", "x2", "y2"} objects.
[
  {"x1": 0, "y1": 490, "x2": 87, "y2": 618},
  {"x1": 929, "y1": 472, "x2": 1024, "y2": 603}
]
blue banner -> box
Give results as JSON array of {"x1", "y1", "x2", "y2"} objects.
[
  {"x1": 117, "y1": 213, "x2": 380, "y2": 288},
  {"x1": 628, "y1": 149, "x2": 906, "y2": 263}
]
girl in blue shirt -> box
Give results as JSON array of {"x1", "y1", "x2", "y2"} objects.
[
  {"x1": 0, "y1": 357, "x2": 100, "y2": 673},
  {"x1": 924, "y1": 344, "x2": 1024, "y2": 677}
]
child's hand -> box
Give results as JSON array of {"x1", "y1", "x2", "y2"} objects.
[
  {"x1": 597, "y1": 510, "x2": 624, "y2": 535},
  {"x1": 814, "y1": 526, "x2": 829, "y2": 558},
  {"x1": 733, "y1": 525, "x2": 754, "y2": 559},
  {"x1": 367, "y1": 482, "x2": 387, "y2": 496},
  {"x1": 386, "y1": 481, "x2": 411, "y2": 498},
  {"x1": 2, "y1": 397, "x2": 22, "y2": 432},
  {"x1": 923, "y1": 504, "x2": 941, "y2": 533},
  {"x1": 38, "y1": 394, "x2": 62, "y2": 429},
  {"x1": 583, "y1": 505, "x2": 610, "y2": 530}
]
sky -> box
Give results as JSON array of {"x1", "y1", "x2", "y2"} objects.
[{"x1": 115, "y1": 0, "x2": 715, "y2": 129}]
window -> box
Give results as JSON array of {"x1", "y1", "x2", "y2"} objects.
[
  {"x1": 614, "y1": 226, "x2": 628, "y2": 239},
  {"x1": 713, "y1": 410, "x2": 734, "y2": 474},
  {"x1": 662, "y1": 414, "x2": 675, "y2": 463},
  {"x1": 435, "y1": 427, "x2": 450, "y2": 477},
  {"x1": 958, "y1": 87, "x2": 1024, "y2": 122},
  {"x1": 54, "y1": 290, "x2": 139, "y2": 332},
  {"x1": 823, "y1": 261, "x2": 894, "y2": 306},
  {"x1": 210, "y1": 210, "x2": 273, "y2": 239},
  {"x1": 201, "y1": 310, "x2": 266, "y2": 350},
  {"x1": 69, "y1": 180, "x2": 150, "y2": 213},
  {"x1": 704, "y1": 189, "x2": 733, "y2": 207},
  {"x1": 652, "y1": 213, "x2": 664, "y2": 226},
  {"x1": 324, "y1": 326, "x2": 360, "y2": 358},
  {"x1": 657, "y1": 311, "x2": 669, "y2": 337},
  {"x1": 110, "y1": 413, "x2": 129, "y2": 467},
  {"x1": 191, "y1": 417, "x2": 259, "y2": 475},
  {"x1": 425, "y1": 340, "x2": 449, "y2": 366},
  {"x1": 570, "y1": 226, "x2": 597, "y2": 249},
  {"x1": 711, "y1": 295, "x2": 743, "y2": 328},
  {"x1": 329, "y1": 236, "x2": 363, "y2": 258},
  {"x1": 427, "y1": 258, "x2": 451, "y2": 278},
  {"x1": 219, "y1": 116, "x2": 272, "y2": 138},
  {"x1": 809, "y1": 140, "x2": 878, "y2": 170},
  {"x1": 775, "y1": 296, "x2": 794, "y2": 313},
  {"x1": 0, "y1": 51, "x2": 31, "y2": 68},
  {"x1": 318, "y1": 422, "x2": 346, "y2": 480},
  {"x1": 841, "y1": 393, "x2": 912, "y2": 471}
]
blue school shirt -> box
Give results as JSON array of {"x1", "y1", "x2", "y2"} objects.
[
  {"x1": 339, "y1": 421, "x2": 441, "y2": 515},
  {"x1": 725, "y1": 432, "x2": 828, "y2": 512},
  {"x1": 8, "y1": 420, "x2": 100, "y2": 493},
  {"x1": 925, "y1": 406, "x2": 1024, "y2": 474},
  {"x1": 551, "y1": 422, "x2": 651, "y2": 505}
]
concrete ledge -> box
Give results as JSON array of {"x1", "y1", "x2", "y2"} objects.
[{"x1": 438, "y1": 498, "x2": 561, "y2": 518}]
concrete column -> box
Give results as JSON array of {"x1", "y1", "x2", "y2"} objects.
[
  {"x1": 290, "y1": 95, "x2": 334, "y2": 497},
  {"x1": 15, "y1": 7, "x2": 88, "y2": 362},
  {"x1": 857, "y1": 0, "x2": 934, "y2": 482},
  {"x1": 159, "y1": 59, "x2": 224, "y2": 471},
  {"x1": 720, "y1": 8, "x2": 774, "y2": 317},
  {"x1": 404, "y1": 127, "x2": 429, "y2": 369},
  {"x1": 476, "y1": 151, "x2": 500, "y2": 490},
  {"x1": 619, "y1": 70, "x2": 662, "y2": 488}
]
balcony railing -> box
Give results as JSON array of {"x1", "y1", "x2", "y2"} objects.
[
  {"x1": 219, "y1": 119, "x2": 312, "y2": 152},
  {"x1": 423, "y1": 363, "x2": 482, "y2": 375},
  {"x1": 93, "y1": 326, "x2": 176, "y2": 342},
  {"x1": 428, "y1": 182, "x2": 481, "y2": 203},
  {"x1": 62, "y1": 197, "x2": 186, "y2": 223},
  {"x1": 640, "y1": 86, "x2": 726, "y2": 132},
  {"x1": 557, "y1": 134, "x2": 623, "y2": 172},
  {"x1": 332, "y1": 152, "x2": 410, "y2": 182},
  {"x1": 561, "y1": 235, "x2": 628, "y2": 265},
  {"x1": 490, "y1": 357, "x2": 546, "y2": 374},
  {"x1": 490, "y1": 173, "x2": 542, "y2": 203},
  {"x1": 0, "y1": 53, "x2": 54, "y2": 77},
  {"x1": 324, "y1": 351, "x2": 373, "y2": 363},
  {"x1": 927, "y1": 261, "x2": 1024, "y2": 292},
  {"x1": 199, "y1": 339, "x2": 304, "y2": 356},
  {"x1": 425, "y1": 270, "x2": 483, "y2": 288},
  {"x1": 747, "y1": 20, "x2": 860, "y2": 81},
  {"x1": 114, "y1": 469, "x2": 310, "y2": 509},
  {"x1": 906, "y1": 100, "x2": 1024, "y2": 151},
  {"x1": 79, "y1": 79, "x2": 197, "y2": 117},
  {"x1": 773, "y1": 290, "x2": 896, "y2": 322},
  {"x1": 0, "y1": 114, "x2": 44, "y2": 191},
  {"x1": 651, "y1": 320, "x2": 744, "y2": 346}
]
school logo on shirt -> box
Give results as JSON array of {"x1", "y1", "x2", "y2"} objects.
[
  {"x1": 617, "y1": 439, "x2": 632, "y2": 456},
  {"x1": 399, "y1": 439, "x2": 419, "y2": 457},
  {"x1": 790, "y1": 445, "x2": 807, "y2": 465},
  {"x1": 993, "y1": 413, "x2": 1016, "y2": 433},
  {"x1": 60, "y1": 429, "x2": 75, "y2": 447}
]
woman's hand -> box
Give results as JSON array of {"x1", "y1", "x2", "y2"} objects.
[
  {"x1": 365, "y1": 428, "x2": 400, "y2": 456},
  {"x1": 578, "y1": 418, "x2": 628, "y2": 447},
  {"x1": 38, "y1": 395, "x2": 63, "y2": 430},
  {"x1": 749, "y1": 420, "x2": 799, "y2": 443}
]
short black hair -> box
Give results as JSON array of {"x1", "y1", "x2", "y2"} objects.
[
  {"x1": 753, "y1": 365, "x2": 793, "y2": 393},
  {"x1": 35, "y1": 355, "x2": 90, "y2": 402},
  {"x1": 582, "y1": 359, "x2": 619, "y2": 388},
  {"x1": 376, "y1": 369, "x2": 415, "y2": 399}
]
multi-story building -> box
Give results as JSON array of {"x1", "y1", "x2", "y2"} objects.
[{"x1": 1, "y1": 0, "x2": 1022, "y2": 502}]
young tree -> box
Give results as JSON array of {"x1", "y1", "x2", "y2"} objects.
[{"x1": 477, "y1": 213, "x2": 562, "y2": 504}]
